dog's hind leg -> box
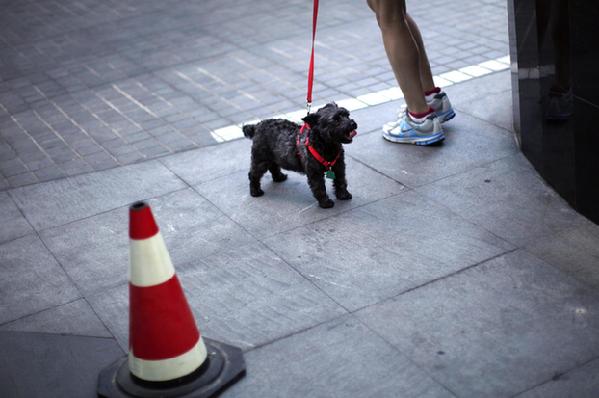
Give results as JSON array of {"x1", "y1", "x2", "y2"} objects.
[
  {"x1": 269, "y1": 163, "x2": 288, "y2": 182},
  {"x1": 249, "y1": 160, "x2": 268, "y2": 197}
]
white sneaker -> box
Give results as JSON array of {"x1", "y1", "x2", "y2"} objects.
[
  {"x1": 383, "y1": 90, "x2": 456, "y2": 132},
  {"x1": 427, "y1": 91, "x2": 456, "y2": 122},
  {"x1": 382, "y1": 108, "x2": 445, "y2": 145}
]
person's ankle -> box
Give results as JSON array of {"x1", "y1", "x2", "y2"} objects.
[
  {"x1": 408, "y1": 107, "x2": 434, "y2": 122},
  {"x1": 424, "y1": 87, "x2": 441, "y2": 102}
]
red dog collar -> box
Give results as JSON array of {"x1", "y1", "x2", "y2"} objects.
[{"x1": 297, "y1": 122, "x2": 340, "y2": 169}]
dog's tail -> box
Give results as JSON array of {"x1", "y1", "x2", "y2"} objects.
[{"x1": 242, "y1": 124, "x2": 256, "y2": 139}]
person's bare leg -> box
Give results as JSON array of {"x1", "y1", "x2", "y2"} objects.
[
  {"x1": 405, "y1": 13, "x2": 435, "y2": 93},
  {"x1": 368, "y1": 0, "x2": 428, "y2": 114}
]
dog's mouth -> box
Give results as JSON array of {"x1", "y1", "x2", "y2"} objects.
[{"x1": 344, "y1": 130, "x2": 358, "y2": 142}]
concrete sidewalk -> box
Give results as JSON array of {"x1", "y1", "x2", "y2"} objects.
[
  {"x1": 0, "y1": 0, "x2": 508, "y2": 188},
  {"x1": 2, "y1": 69, "x2": 599, "y2": 398}
]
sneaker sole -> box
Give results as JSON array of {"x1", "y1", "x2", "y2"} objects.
[
  {"x1": 437, "y1": 109, "x2": 456, "y2": 123},
  {"x1": 382, "y1": 131, "x2": 445, "y2": 146}
]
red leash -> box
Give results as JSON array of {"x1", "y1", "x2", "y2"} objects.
[
  {"x1": 306, "y1": 0, "x2": 319, "y2": 114},
  {"x1": 299, "y1": 1, "x2": 339, "y2": 180}
]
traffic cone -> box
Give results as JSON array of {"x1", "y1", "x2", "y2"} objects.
[{"x1": 98, "y1": 201, "x2": 246, "y2": 398}]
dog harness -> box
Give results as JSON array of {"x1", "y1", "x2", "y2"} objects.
[{"x1": 297, "y1": 122, "x2": 340, "y2": 179}]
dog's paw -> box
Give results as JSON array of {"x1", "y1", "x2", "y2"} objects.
[
  {"x1": 319, "y1": 198, "x2": 335, "y2": 208},
  {"x1": 336, "y1": 190, "x2": 352, "y2": 200},
  {"x1": 272, "y1": 173, "x2": 287, "y2": 182},
  {"x1": 250, "y1": 188, "x2": 264, "y2": 197}
]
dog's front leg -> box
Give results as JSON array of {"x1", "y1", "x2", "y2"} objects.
[
  {"x1": 332, "y1": 156, "x2": 352, "y2": 200},
  {"x1": 307, "y1": 169, "x2": 334, "y2": 208}
]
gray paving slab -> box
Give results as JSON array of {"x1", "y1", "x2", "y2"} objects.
[
  {"x1": 0, "y1": 191, "x2": 32, "y2": 244},
  {"x1": 416, "y1": 154, "x2": 591, "y2": 247},
  {"x1": 445, "y1": 71, "x2": 513, "y2": 132},
  {"x1": 516, "y1": 358, "x2": 599, "y2": 398},
  {"x1": 6, "y1": 171, "x2": 38, "y2": 188},
  {"x1": 160, "y1": 139, "x2": 249, "y2": 186},
  {"x1": 526, "y1": 223, "x2": 599, "y2": 289},
  {"x1": 0, "y1": 175, "x2": 8, "y2": 190},
  {"x1": 350, "y1": 101, "x2": 402, "y2": 135},
  {"x1": 264, "y1": 190, "x2": 514, "y2": 311},
  {"x1": 0, "y1": 331, "x2": 123, "y2": 398},
  {"x1": 356, "y1": 249, "x2": 599, "y2": 398},
  {"x1": 195, "y1": 156, "x2": 406, "y2": 239},
  {"x1": 10, "y1": 160, "x2": 186, "y2": 231},
  {"x1": 0, "y1": 299, "x2": 111, "y2": 338},
  {"x1": 0, "y1": 234, "x2": 80, "y2": 325},
  {"x1": 346, "y1": 110, "x2": 518, "y2": 188},
  {"x1": 222, "y1": 315, "x2": 455, "y2": 398},
  {"x1": 40, "y1": 188, "x2": 254, "y2": 295},
  {"x1": 87, "y1": 241, "x2": 347, "y2": 351}
]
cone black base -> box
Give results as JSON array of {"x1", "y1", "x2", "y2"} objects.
[{"x1": 98, "y1": 338, "x2": 246, "y2": 398}]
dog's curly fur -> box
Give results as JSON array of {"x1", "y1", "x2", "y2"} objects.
[{"x1": 243, "y1": 103, "x2": 358, "y2": 208}]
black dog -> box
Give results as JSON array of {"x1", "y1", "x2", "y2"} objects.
[{"x1": 242, "y1": 103, "x2": 358, "y2": 208}]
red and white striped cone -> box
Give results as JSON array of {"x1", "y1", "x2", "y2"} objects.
[
  {"x1": 127, "y1": 201, "x2": 207, "y2": 381},
  {"x1": 97, "y1": 201, "x2": 246, "y2": 398}
]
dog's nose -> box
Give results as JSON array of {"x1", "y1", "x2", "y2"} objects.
[{"x1": 351, "y1": 121, "x2": 357, "y2": 130}]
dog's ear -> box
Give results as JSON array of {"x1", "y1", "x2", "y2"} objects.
[{"x1": 302, "y1": 113, "x2": 320, "y2": 126}]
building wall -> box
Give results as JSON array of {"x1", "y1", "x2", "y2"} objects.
[{"x1": 508, "y1": 0, "x2": 599, "y2": 224}]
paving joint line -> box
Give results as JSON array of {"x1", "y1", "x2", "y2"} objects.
[
  {"x1": 452, "y1": 103, "x2": 516, "y2": 136},
  {"x1": 0, "y1": 329, "x2": 119, "y2": 341},
  {"x1": 161, "y1": 166, "x2": 358, "y2": 318},
  {"x1": 347, "y1": 248, "x2": 520, "y2": 316},
  {"x1": 411, "y1": 152, "x2": 520, "y2": 190},
  {"x1": 5, "y1": 204, "x2": 119, "y2": 343},
  {"x1": 253, "y1": 189, "x2": 409, "y2": 242},
  {"x1": 510, "y1": 355, "x2": 599, "y2": 397},
  {"x1": 243, "y1": 311, "x2": 350, "y2": 354},
  {"x1": 32, "y1": 231, "x2": 95, "y2": 321},
  {"x1": 0, "y1": 297, "x2": 81, "y2": 329},
  {"x1": 24, "y1": 185, "x2": 190, "y2": 234},
  {"x1": 355, "y1": 315, "x2": 460, "y2": 398},
  {"x1": 348, "y1": 154, "x2": 411, "y2": 188},
  {"x1": 182, "y1": 176, "x2": 354, "y2": 318}
]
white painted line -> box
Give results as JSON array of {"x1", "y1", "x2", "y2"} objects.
[
  {"x1": 175, "y1": 71, "x2": 207, "y2": 91},
  {"x1": 112, "y1": 84, "x2": 158, "y2": 118},
  {"x1": 459, "y1": 65, "x2": 492, "y2": 77},
  {"x1": 283, "y1": 110, "x2": 307, "y2": 122},
  {"x1": 210, "y1": 131, "x2": 225, "y2": 143},
  {"x1": 496, "y1": 55, "x2": 511, "y2": 65},
  {"x1": 439, "y1": 70, "x2": 471, "y2": 83},
  {"x1": 196, "y1": 67, "x2": 227, "y2": 86},
  {"x1": 377, "y1": 87, "x2": 404, "y2": 100},
  {"x1": 213, "y1": 125, "x2": 244, "y2": 141},
  {"x1": 335, "y1": 98, "x2": 368, "y2": 111},
  {"x1": 479, "y1": 59, "x2": 509, "y2": 71},
  {"x1": 432, "y1": 76, "x2": 453, "y2": 88},
  {"x1": 210, "y1": 55, "x2": 509, "y2": 143},
  {"x1": 269, "y1": 113, "x2": 288, "y2": 120},
  {"x1": 356, "y1": 92, "x2": 390, "y2": 106}
]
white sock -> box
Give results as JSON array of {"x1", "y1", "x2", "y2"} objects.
[{"x1": 408, "y1": 108, "x2": 434, "y2": 123}]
